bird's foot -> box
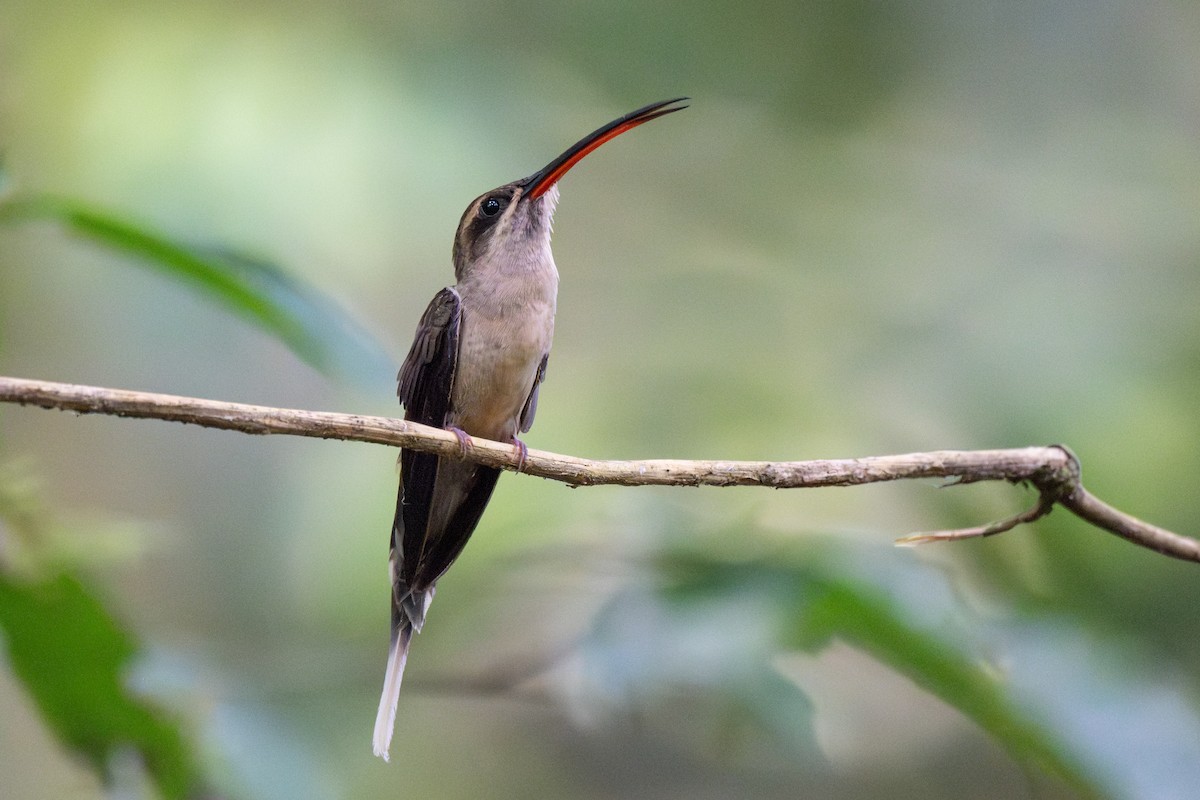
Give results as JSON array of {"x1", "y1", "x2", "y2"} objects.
[
  {"x1": 510, "y1": 437, "x2": 529, "y2": 473},
  {"x1": 446, "y1": 426, "x2": 474, "y2": 458}
]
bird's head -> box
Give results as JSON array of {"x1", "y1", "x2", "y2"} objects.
[{"x1": 452, "y1": 98, "x2": 687, "y2": 280}]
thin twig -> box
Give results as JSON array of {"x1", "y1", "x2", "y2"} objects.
[
  {"x1": 896, "y1": 493, "x2": 1056, "y2": 546},
  {"x1": 0, "y1": 375, "x2": 1196, "y2": 563}
]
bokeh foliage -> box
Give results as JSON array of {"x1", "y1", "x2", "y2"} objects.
[{"x1": 3, "y1": 1, "x2": 1200, "y2": 798}]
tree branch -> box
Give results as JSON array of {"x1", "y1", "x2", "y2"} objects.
[{"x1": 1, "y1": 375, "x2": 1196, "y2": 563}]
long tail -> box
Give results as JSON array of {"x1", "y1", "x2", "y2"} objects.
[
  {"x1": 372, "y1": 619, "x2": 413, "y2": 761},
  {"x1": 373, "y1": 585, "x2": 434, "y2": 761}
]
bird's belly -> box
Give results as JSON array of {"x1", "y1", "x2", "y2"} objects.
[{"x1": 449, "y1": 310, "x2": 551, "y2": 441}]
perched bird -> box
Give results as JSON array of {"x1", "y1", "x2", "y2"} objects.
[{"x1": 373, "y1": 98, "x2": 688, "y2": 760}]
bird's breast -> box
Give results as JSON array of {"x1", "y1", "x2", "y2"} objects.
[{"x1": 449, "y1": 281, "x2": 556, "y2": 442}]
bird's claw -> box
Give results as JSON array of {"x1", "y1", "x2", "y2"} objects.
[
  {"x1": 447, "y1": 426, "x2": 474, "y2": 458},
  {"x1": 511, "y1": 437, "x2": 528, "y2": 472}
]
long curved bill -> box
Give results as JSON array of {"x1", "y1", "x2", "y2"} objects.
[{"x1": 522, "y1": 97, "x2": 689, "y2": 200}]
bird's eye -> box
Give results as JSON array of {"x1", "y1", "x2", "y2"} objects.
[{"x1": 480, "y1": 197, "x2": 504, "y2": 217}]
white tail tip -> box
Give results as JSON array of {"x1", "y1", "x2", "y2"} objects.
[{"x1": 372, "y1": 630, "x2": 410, "y2": 761}]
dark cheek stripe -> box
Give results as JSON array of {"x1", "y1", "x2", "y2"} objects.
[{"x1": 470, "y1": 224, "x2": 494, "y2": 262}]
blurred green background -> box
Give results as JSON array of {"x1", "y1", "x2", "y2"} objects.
[{"x1": 2, "y1": 1, "x2": 1200, "y2": 798}]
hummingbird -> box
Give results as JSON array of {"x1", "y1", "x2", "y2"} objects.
[{"x1": 373, "y1": 98, "x2": 688, "y2": 760}]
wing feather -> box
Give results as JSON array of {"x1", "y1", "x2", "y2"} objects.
[
  {"x1": 518, "y1": 353, "x2": 549, "y2": 434},
  {"x1": 393, "y1": 288, "x2": 462, "y2": 591}
]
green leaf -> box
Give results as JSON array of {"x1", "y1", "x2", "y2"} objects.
[
  {"x1": 0, "y1": 193, "x2": 394, "y2": 386},
  {"x1": 583, "y1": 580, "x2": 821, "y2": 759},
  {"x1": 0, "y1": 570, "x2": 200, "y2": 798},
  {"x1": 651, "y1": 544, "x2": 1107, "y2": 797},
  {"x1": 790, "y1": 573, "x2": 1100, "y2": 795}
]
